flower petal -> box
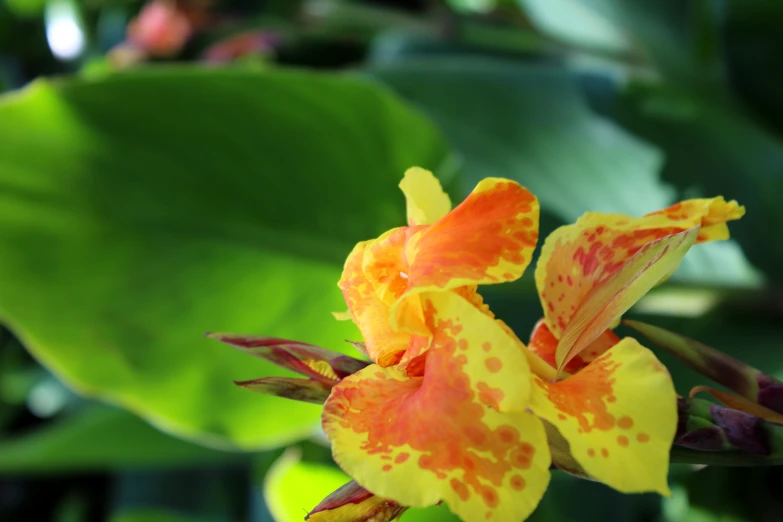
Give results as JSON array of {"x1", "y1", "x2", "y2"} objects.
[
  {"x1": 555, "y1": 227, "x2": 699, "y2": 371},
  {"x1": 323, "y1": 293, "x2": 549, "y2": 522},
  {"x1": 206, "y1": 333, "x2": 368, "y2": 381},
  {"x1": 234, "y1": 377, "x2": 334, "y2": 404},
  {"x1": 307, "y1": 481, "x2": 406, "y2": 522},
  {"x1": 644, "y1": 198, "x2": 745, "y2": 242},
  {"x1": 399, "y1": 167, "x2": 452, "y2": 227},
  {"x1": 535, "y1": 198, "x2": 744, "y2": 342},
  {"x1": 528, "y1": 319, "x2": 619, "y2": 374},
  {"x1": 529, "y1": 337, "x2": 676, "y2": 495},
  {"x1": 338, "y1": 240, "x2": 411, "y2": 366},
  {"x1": 403, "y1": 178, "x2": 539, "y2": 293}
]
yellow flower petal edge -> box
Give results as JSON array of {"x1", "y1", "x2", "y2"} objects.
[
  {"x1": 529, "y1": 337, "x2": 677, "y2": 496},
  {"x1": 534, "y1": 197, "x2": 744, "y2": 343},
  {"x1": 399, "y1": 166, "x2": 452, "y2": 226},
  {"x1": 322, "y1": 292, "x2": 549, "y2": 522}
]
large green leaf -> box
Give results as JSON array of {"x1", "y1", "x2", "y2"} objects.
[
  {"x1": 0, "y1": 66, "x2": 450, "y2": 449},
  {"x1": 0, "y1": 405, "x2": 241, "y2": 473}
]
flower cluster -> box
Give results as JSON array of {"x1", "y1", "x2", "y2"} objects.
[{"x1": 210, "y1": 168, "x2": 744, "y2": 522}]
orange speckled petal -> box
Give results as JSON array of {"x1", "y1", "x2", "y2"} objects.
[
  {"x1": 555, "y1": 227, "x2": 699, "y2": 371},
  {"x1": 338, "y1": 240, "x2": 410, "y2": 366},
  {"x1": 528, "y1": 320, "x2": 620, "y2": 374},
  {"x1": 399, "y1": 167, "x2": 452, "y2": 226},
  {"x1": 323, "y1": 375, "x2": 549, "y2": 521},
  {"x1": 323, "y1": 292, "x2": 549, "y2": 522},
  {"x1": 644, "y1": 198, "x2": 745, "y2": 242},
  {"x1": 535, "y1": 197, "x2": 744, "y2": 341},
  {"x1": 404, "y1": 178, "x2": 539, "y2": 293},
  {"x1": 530, "y1": 337, "x2": 676, "y2": 495}
]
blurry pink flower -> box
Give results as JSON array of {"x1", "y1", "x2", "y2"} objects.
[{"x1": 127, "y1": 0, "x2": 193, "y2": 57}]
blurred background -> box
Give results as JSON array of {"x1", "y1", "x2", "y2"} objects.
[{"x1": 1, "y1": 0, "x2": 783, "y2": 521}]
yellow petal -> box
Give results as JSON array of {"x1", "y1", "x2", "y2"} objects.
[
  {"x1": 530, "y1": 338, "x2": 676, "y2": 495},
  {"x1": 555, "y1": 227, "x2": 699, "y2": 371},
  {"x1": 323, "y1": 293, "x2": 549, "y2": 522},
  {"x1": 338, "y1": 240, "x2": 410, "y2": 366},
  {"x1": 644, "y1": 197, "x2": 745, "y2": 242},
  {"x1": 535, "y1": 197, "x2": 744, "y2": 344},
  {"x1": 399, "y1": 167, "x2": 452, "y2": 226}
]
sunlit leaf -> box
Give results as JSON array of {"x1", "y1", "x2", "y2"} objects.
[{"x1": 0, "y1": 67, "x2": 451, "y2": 449}]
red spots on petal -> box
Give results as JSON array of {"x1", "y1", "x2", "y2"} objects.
[
  {"x1": 451, "y1": 479, "x2": 470, "y2": 501},
  {"x1": 566, "y1": 275, "x2": 573, "y2": 286},
  {"x1": 637, "y1": 433, "x2": 650, "y2": 443},
  {"x1": 497, "y1": 425, "x2": 520, "y2": 445},
  {"x1": 485, "y1": 357, "x2": 503, "y2": 373},
  {"x1": 557, "y1": 414, "x2": 567, "y2": 421},
  {"x1": 547, "y1": 302, "x2": 555, "y2": 312},
  {"x1": 481, "y1": 486, "x2": 499, "y2": 508},
  {"x1": 601, "y1": 448, "x2": 609, "y2": 458},
  {"x1": 482, "y1": 342, "x2": 492, "y2": 352},
  {"x1": 510, "y1": 448, "x2": 532, "y2": 469},
  {"x1": 395, "y1": 452, "x2": 410, "y2": 464},
  {"x1": 536, "y1": 355, "x2": 619, "y2": 433},
  {"x1": 510, "y1": 475, "x2": 526, "y2": 491},
  {"x1": 477, "y1": 382, "x2": 505, "y2": 410},
  {"x1": 587, "y1": 448, "x2": 595, "y2": 457},
  {"x1": 618, "y1": 416, "x2": 634, "y2": 430},
  {"x1": 383, "y1": 465, "x2": 392, "y2": 471},
  {"x1": 617, "y1": 435, "x2": 629, "y2": 447},
  {"x1": 458, "y1": 339, "x2": 469, "y2": 351}
]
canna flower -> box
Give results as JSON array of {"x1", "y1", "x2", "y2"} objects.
[
  {"x1": 525, "y1": 198, "x2": 745, "y2": 492},
  {"x1": 323, "y1": 168, "x2": 552, "y2": 522}
]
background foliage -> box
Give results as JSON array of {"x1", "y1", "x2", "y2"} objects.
[{"x1": 0, "y1": 0, "x2": 782, "y2": 521}]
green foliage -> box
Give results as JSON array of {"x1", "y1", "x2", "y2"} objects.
[
  {"x1": 2, "y1": 0, "x2": 783, "y2": 521},
  {"x1": 0, "y1": 405, "x2": 240, "y2": 473},
  {"x1": 0, "y1": 67, "x2": 450, "y2": 449}
]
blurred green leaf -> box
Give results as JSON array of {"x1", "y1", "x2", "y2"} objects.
[
  {"x1": 518, "y1": 0, "x2": 630, "y2": 54},
  {"x1": 371, "y1": 57, "x2": 670, "y2": 220},
  {"x1": 111, "y1": 508, "x2": 211, "y2": 522},
  {"x1": 370, "y1": 57, "x2": 759, "y2": 288},
  {"x1": 0, "y1": 66, "x2": 451, "y2": 449},
  {"x1": 613, "y1": 84, "x2": 783, "y2": 282},
  {"x1": 724, "y1": 1, "x2": 783, "y2": 137},
  {"x1": 572, "y1": 0, "x2": 724, "y2": 93},
  {"x1": 0, "y1": 405, "x2": 241, "y2": 473}
]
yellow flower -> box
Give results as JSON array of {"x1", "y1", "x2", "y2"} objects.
[
  {"x1": 323, "y1": 168, "x2": 549, "y2": 522},
  {"x1": 526, "y1": 197, "x2": 744, "y2": 493}
]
